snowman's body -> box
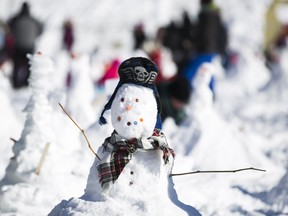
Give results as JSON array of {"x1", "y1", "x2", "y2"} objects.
[
  {"x1": 109, "y1": 149, "x2": 172, "y2": 215},
  {"x1": 83, "y1": 83, "x2": 174, "y2": 212}
]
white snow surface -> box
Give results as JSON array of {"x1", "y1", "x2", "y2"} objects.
[{"x1": 0, "y1": 0, "x2": 288, "y2": 215}]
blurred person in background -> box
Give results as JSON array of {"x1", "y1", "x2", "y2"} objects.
[
  {"x1": 195, "y1": 0, "x2": 227, "y2": 60},
  {"x1": 263, "y1": 23, "x2": 288, "y2": 88},
  {"x1": 182, "y1": 0, "x2": 228, "y2": 100},
  {"x1": 262, "y1": 0, "x2": 288, "y2": 89},
  {"x1": 97, "y1": 58, "x2": 120, "y2": 86},
  {"x1": 133, "y1": 22, "x2": 147, "y2": 50},
  {"x1": 63, "y1": 19, "x2": 74, "y2": 52},
  {"x1": 0, "y1": 20, "x2": 8, "y2": 68},
  {"x1": 156, "y1": 75, "x2": 191, "y2": 126},
  {"x1": 143, "y1": 40, "x2": 177, "y2": 84},
  {"x1": 8, "y1": 2, "x2": 43, "y2": 88},
  {"x1": 159, "y1": 12, "x2": 197, "y2": 75},
  {"x1": 274, "y1": 23, "x2": 288, "y2": 48}
]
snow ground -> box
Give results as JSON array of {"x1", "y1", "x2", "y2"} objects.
[{"x1": 1, "y1": 0, "x2": 288, "y2": 215}]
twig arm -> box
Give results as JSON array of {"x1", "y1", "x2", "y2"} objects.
[
  {"x1": 59, "y1": 103, "x2": 82, "y2": 131},
  {"x1": 10, "y1": 138, "x2": 17, "y2": 143},
  {"x1": 58, "y1": 103, "x2": 101, "y2": 161},
  {"x1": 81, "y1": 129, "x2": 101, "y2": 161},
  {"x1": 170, "y1": 167, "x2": 266, "y2": 177}
]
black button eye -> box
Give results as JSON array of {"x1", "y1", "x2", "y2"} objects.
[
  {"x1": 121, "y1": 98, "x2": 124, "y2": 102},
  {"x1": 135, "y1": 98, "x2": 139, "y2": 102}
]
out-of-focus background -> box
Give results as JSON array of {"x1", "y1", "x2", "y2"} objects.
[{"x1": 0, "y1": 0, "x2": 288, "y2": 215}]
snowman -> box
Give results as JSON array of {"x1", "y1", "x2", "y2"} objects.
[
  {"x1": 48, "y1": 57, "x2": 200, "y2": 216},
  {"x1": 169, "y1": 63, "x2": 215, "y2": 157},
  {"x1": 190, "y1": 62, "x2": 215, "y2": 111},
  {"x1": 82, "y1": 57, "x2": 176, "y2": 213}
]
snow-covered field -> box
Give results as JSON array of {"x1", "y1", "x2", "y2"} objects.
[{"x1": 1, "y1": 0, "x2": 288, "y2": 215}]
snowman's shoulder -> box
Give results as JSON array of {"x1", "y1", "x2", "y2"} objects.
[{"x1": 93, "y1": 136, "x2": 115, "y2": 164}]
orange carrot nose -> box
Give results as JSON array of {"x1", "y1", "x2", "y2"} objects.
[{"x1": 126, "y1": 105, "x2": 132, "y2": 111}]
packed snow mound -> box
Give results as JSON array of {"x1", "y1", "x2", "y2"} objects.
[
  {"x1": 0, "y1": 73, "x2": 22, "y2": 179},
  {"x1": 0, "y1": 182, "x2": 66, "y2": 216},
  {"x1": 1, "y1": 0, "x2": 288, "y2": 215},
  {"x1": 50, "y1": 191, "x2": 201, "y2": 216},
  {"x1": 49, "y1": 196, "x2": 166, "y2": 216},
  {"x1": 0, "y1": 53, "x2": 90, "y2": 215},
  {"x1": 49, "y1": 150, "x2": 195, "y2": 216},
  {"x1": 169, "y1": 61, "x2": 256, "y2": 169},
  {"x1": 66, "y1": 54, "x2": 96, "y2": 128},
  {"x1": 264, "y1": 170, "x2": 288, "y2": 213},
  {"x1": 27, "y1": 52, "x2": 54, "y2": 74},
  {"x1": 2, "y1": 53, "x2": 55, "y2": 185}
]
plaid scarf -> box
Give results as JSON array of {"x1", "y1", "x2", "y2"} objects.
[{"x1": 97, "y1": 129, "x2": 175, "y2": 188}]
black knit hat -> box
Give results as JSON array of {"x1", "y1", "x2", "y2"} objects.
[
  {"x1": 99, "y1": 57, "x2": 163, "y2": 129},
  {"x1": 118, "y1": 57, "x2": 158, "y2": 88}
]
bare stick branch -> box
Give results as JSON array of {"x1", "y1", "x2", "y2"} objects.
[
  {"x1": 10, "y1": 137, "x2": 17, "y2": 143},
  {"x1": 58, "y1": 103, "x2": 101, "y2": 161},
  {"x1": 35, "y1": 143, "x2": 51, "y2": 175},
  {"x1": 170, "y1": 167, "x2": 266, "y2": 177}
]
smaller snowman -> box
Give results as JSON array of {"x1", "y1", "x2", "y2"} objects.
[
  {"x1": 170, "y1": 63, "x2": 215, "y2": 156},
  {"x1": 191, "y1": 62, "x2": 215, "y2": 110},
  {"x1": 82, "y1": 57, "x2": 175, "y2": 213}
]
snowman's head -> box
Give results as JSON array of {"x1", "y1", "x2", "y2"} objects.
[
  {"x1": 99, "y1": 57, "x2": 162, "y2": 132},
  {"x1": 193, "y1": 63, "x2": 214, "y2": 88},
  {"x1": 111, "y1": 84, "x2": 157, "y2": 139}
]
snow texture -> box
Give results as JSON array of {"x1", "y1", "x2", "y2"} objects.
[{"x1": 0, "y1": 0, "x2": 288, "y2": 215}]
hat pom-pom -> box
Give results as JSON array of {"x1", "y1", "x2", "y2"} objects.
[{"x1": 99, "y1": 116, "x2": 107, "y2": 125}]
